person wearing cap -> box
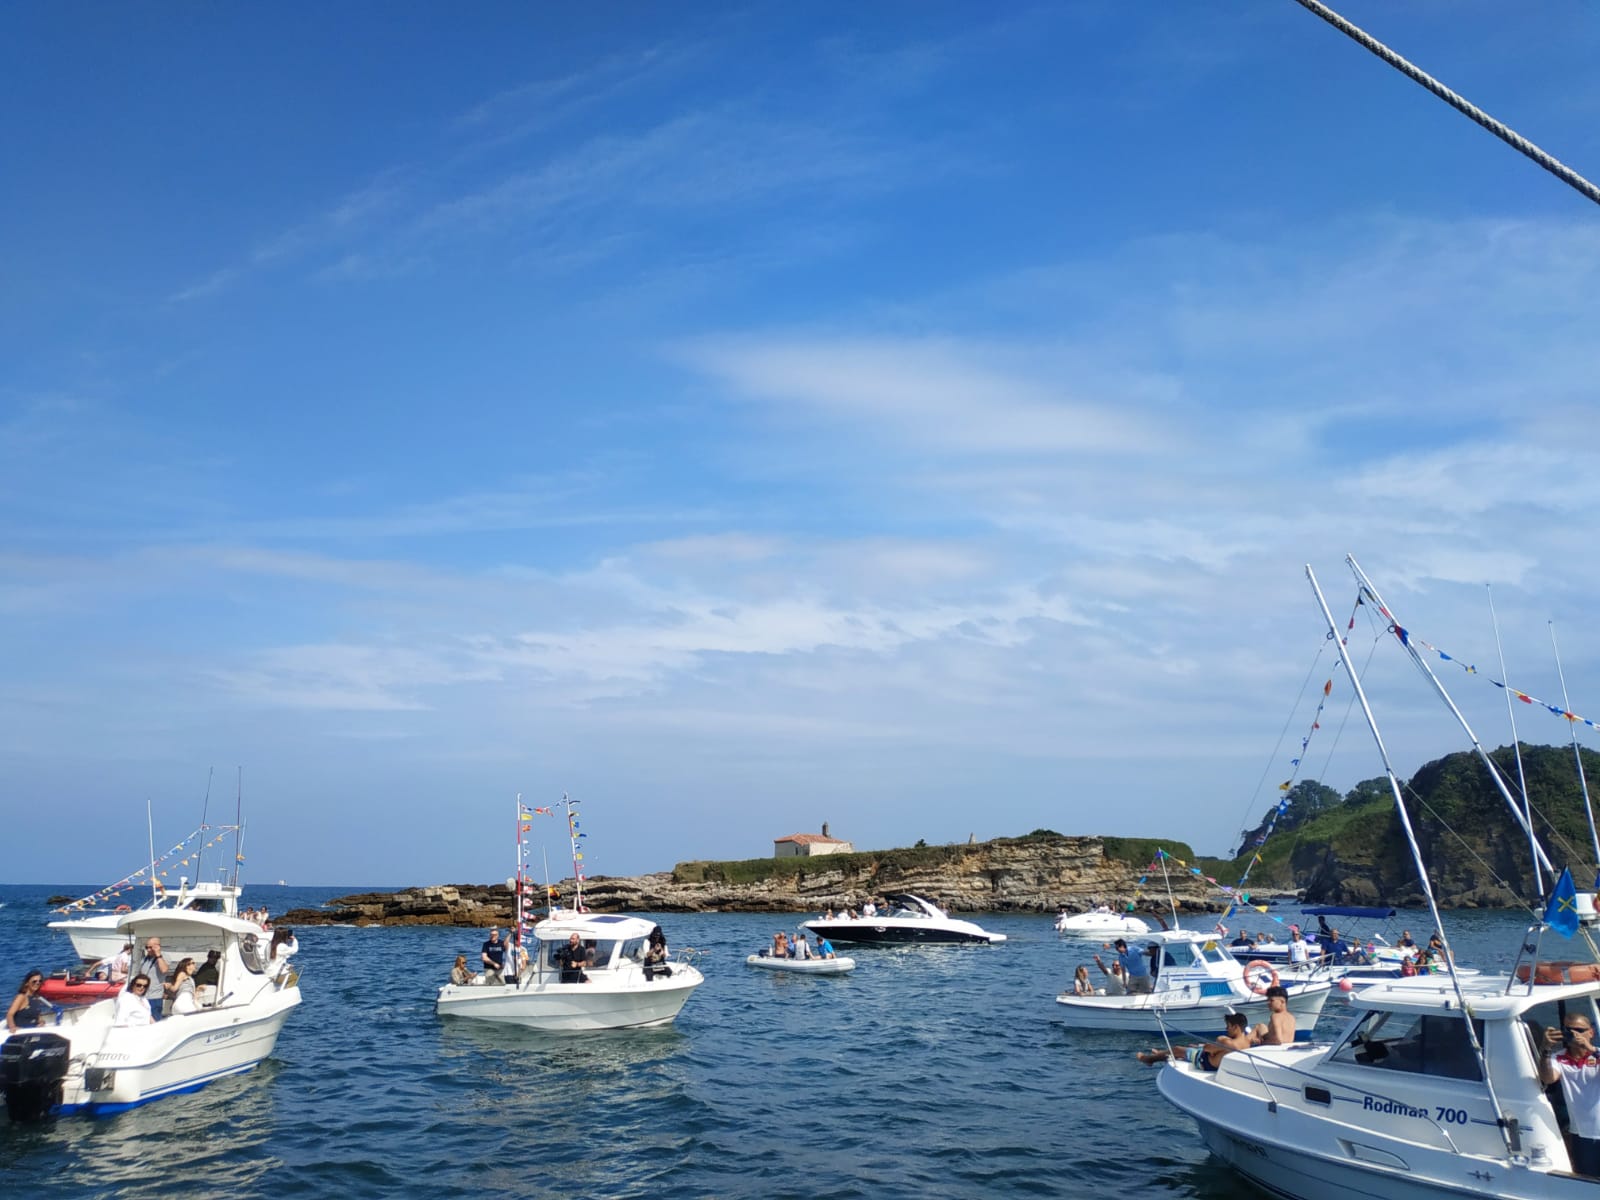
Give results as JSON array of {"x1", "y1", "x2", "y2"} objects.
[{"x1": 480, "y1": 928, "x2": 507, "y2": 985}]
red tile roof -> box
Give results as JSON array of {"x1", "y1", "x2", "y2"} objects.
[{"x1": 775, "y1": 833, "x2": 847, "y2": 845}]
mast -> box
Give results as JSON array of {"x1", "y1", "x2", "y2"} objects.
[
  {"x1": 566, "y1": 793, "x2": 586, "y2": 914},
  {"x1": 1159, "y1": 851, "x2": 1179, "y2": 928},
  {"x1": 146, "y1": 797, "x2": 159, "y2": 904},
  {"x1": 1551, "y1": 620, "x2": 1600, "y2": 874},
  {"x1": 1488, "y1": 584, "x2": 1543, "y2": 898},
  {"x1": 514, "y1": 792, "x2": 525, "y2": 976},
  {"x1": 232, "y1": 766, "x2": 244, "y2": 890},
  {"x1": 1307, "y1": 563, "x2": 1515, "y2": 1153},
  {"x1": 1346, "y1": 554, "x2": 1557, "y2": 881}
]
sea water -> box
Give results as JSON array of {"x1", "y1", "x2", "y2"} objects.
[{"x1": 0, "y1": 884, "x2": 1541, "y2": 1199}]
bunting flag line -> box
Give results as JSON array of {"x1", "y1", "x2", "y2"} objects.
[
  {"x1": 1361, "y1": 588, "x2": 1600, "y2": 733},
  {"x1": 54, "y1": 826, "x2": 242, "y2": 913}
]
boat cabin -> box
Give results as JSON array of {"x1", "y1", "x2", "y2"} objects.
[{"x1": 530, "y1": 914, "x2": 662, "y2": 979}]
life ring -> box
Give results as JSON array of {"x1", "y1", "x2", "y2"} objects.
[
  {"x1": 115, "y1": 904, "x2": 132, "y2": 913},
  {"x1": 1245, "y1": 960, "x2": 1280, "y2": 995}
]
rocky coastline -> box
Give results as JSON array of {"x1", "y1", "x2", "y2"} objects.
[{"x1": 277, "y1": 834, "x2": 1232, "y2": 928}]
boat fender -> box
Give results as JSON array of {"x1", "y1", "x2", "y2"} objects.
[
  {"x1": 1244, "y1": 960, "x2": 1280, "y2": 995},
  {"x1": 115, "y1": 905, "x2": 131, "y2": 913}
]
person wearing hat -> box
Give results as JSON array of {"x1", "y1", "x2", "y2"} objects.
[{"x1": 480, "y1": 928, "x2": 507, "y2": 985}]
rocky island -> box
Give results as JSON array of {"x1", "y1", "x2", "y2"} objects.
[{"x1": 276, "y1": 744, "x2": 1600, "y2": 928}]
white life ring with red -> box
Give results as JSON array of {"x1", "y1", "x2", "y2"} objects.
[
  {"x1": 1245, "y1": 959, "x2": 1279, "y2": 995},
  {"x1": 114, "y1": 904, "x2": 132, "y2": 913}
]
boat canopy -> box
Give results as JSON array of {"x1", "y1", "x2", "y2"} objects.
[
  {"x1": 533, "y1": 913, "x2": 659, "y2": 941},
  {"x1": 1301, "y1": 905, "x2": 1395, "y2": 919}
]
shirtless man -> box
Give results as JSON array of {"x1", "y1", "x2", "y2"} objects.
[
  {"x1": 1137, "y1": 1010, "x2": 1255, "y2": 1068},
  {"x1": 1252, "y1": 985, "x2": 1296, "y2": 1045}
]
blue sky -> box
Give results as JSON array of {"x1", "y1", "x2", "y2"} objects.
[{"x1": 6, "y1": 3, "x2": 1600, "y2": 887}]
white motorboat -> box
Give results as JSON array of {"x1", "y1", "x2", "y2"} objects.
[
  {"x1": 0, "y1": 910, "x2": 300, "y2": 1120},
  {"x1": 1055, "y1": 929, "x2": 1332, "y2": 1036},
  {"x1": 801, "y1": 894, "x2": 1006, "y2": 945},
  {"x1": 1055, "y1": 906, "x2": 1151, "y2": 937},
  {"x1": 1153, "y1": 557, "x2": 1600, "y2": 1198},
  {"x1": 50, "y1": 876, "x2": 245, "y2": 963},
  {"x1": 745, "y1": 953, "x2": 856, "y2": 975},
  {"x1": 436, "y1": 913, "x2": 704, "y2": 1031}
]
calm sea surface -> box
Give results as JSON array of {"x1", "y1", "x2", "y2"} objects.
[{"x1": 0, "y1": 884, "x2": 1541, "y2": 1199}]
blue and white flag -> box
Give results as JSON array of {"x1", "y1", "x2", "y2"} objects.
[{"x1": 1545, "y1": 867, "x2": 1581, "y2": 938}]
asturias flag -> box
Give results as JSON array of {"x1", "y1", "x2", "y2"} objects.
[{"x1": 1546, "y1": 867, "x2": 1581, "y2": 938}]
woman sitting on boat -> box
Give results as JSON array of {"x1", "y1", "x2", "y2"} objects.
[
  {"x1": 170, "y1": 958, "x2": 199, "y2": 1015},
  {"x1": 1071, "y1": 965, "x2": 1094, "y2": 996},
  {"x1": 450, "y1": 955, "x2": 472, "y2": 986}
]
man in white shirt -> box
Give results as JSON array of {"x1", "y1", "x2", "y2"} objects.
[
  {"x1": 113, "y1": 975, "x2": 155, "y2": 1027},
  {"x1": 1541, "y1": 1013, "x2": 1600, "y2": 1175},
  {"x1": 1287, "y1": 930, "x2": 1310, "y2": 965}
]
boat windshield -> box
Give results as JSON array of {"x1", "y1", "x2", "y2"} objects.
[
  {"x1": 1200, "y1": 942, "x2": 1231, "y2": 965},
  {"x1": 538, "y1": 938, "x2": 621, "y2": 970},
  {"x1": 1330, "y1": 1009, "x2": 1486, "y2": 1081}
]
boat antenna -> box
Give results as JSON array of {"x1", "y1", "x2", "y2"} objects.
[
  {"x1": 1308, "y1": 563, "x2": 1517, "y2": 1154},
  {"x1": 1346, "y1": 555, "x2": 1556, "y2": 881},
  {"x1": 1289, "y1": 0, "x2": 1600, "y2": 210},
  {"x1": 198, "y1": 767, "x2": 214, "y2": 881},
  {"x1": 1551, "y1": 620, "x2": 1600, "y2": 878},
  {"x1": 146, "y1": 796, "x2": 159, "y2": 905},
  {"x1": 1488, "y1": 584, "x2": 1543, "y2": 899},
  {"x1": 232, "y1": 766, "x2": 244, "y2": 890}
]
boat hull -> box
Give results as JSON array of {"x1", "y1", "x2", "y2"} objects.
[
  {"x1": 745, "y1": 955, "x2": 855, "y2": 975},
  {"x1": 800, "y1": 921, "x2": 1000, "y2": 945},
  {"x1": 1055, "y1": 913, "x2": 1151, "y2": 937},
  {"x1": 1159, "y1": 1054, "x2": 1587, "y2": 1200},
  {"x1": 1054, "y1": 984, "x2": 1332, "y2": 1036},
  {"x1": 435, "y1": 967, "x2": 704, "y2": 1031},
  {"x1": 1, "y1": 986, "x2": 300, "y2": 1117}
]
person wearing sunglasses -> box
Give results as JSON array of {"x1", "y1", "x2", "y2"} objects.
[
  {"x1": 1541, "y1": 1013, "x2": 1600, "y2": 1175},
  {"x1": 6, "y1": 972, "x2": 51, "y2": 1032},
  {"x1": 113, "y1": 974, "x2": 156, "y2": 1027}
]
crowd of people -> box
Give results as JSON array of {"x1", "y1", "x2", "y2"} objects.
[{"x1": 447, "y1": 923, "x2": 676, "y2": 987}]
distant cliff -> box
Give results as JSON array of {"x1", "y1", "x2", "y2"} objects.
[{"x1": 276, "y1": 833, "x2": 1229, "y2": 926}]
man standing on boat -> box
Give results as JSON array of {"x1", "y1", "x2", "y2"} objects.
[
  {"x1": 1541, "y1": 1014, "x2": 1600, "y2": 1176},
  {"x1": 1112, "y1": 938, "x2": 1152, "y2": 994},
  {"x1": 480, "y1": 928, "x2": 507, "y2": 985},
  {"x1": 136, "y1": 938, "x2": 169, "y2": 1019}
]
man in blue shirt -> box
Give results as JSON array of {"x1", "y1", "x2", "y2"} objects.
[{"x1": 1114, "y1": 938, "x2": 1152, "y2": 993}]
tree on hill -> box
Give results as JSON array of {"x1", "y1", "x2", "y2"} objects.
[{"x1": 1233, "y1": 779, "x2": 1340, "y2": 858}]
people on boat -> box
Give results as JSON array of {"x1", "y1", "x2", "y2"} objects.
[
  {"x1": 822, "y1": 908, "x2": 835, "y2": 920},
  {"x1": 1090, "y1": 953, "x2": 1129, "y2": 995},
  {"x1": 114, "y1": 974, "x2": 155, "y2": 1027},
  {"x1": 772, "y1": 931, "x2": 789, "y2": 958},
  {"x1": 643, "y1": 926, "x2": 672, "y2": 980},
  {"x1": 105, "y1": 941, "x2": 133, "y2": 984},
  {"x1": 1256, "y1": 930, "x2": 1276, "y2": 945},
  {"x1": 1322, "y1": 927, "x2": 1349, "y2": 964},
  {"x1": 269, "y1": 928, "x2": 300, "y2": 978},
  {"x1": 861, "y1": 898, "x2": 878, "y2": 918},
  {"x1": 481, "y1": 928, "x2": 507, "y2": 985},
  {"x1": 6, "y1": 971, "x2": 51, "y2": 1032},
  {"x1": 1250, "y1": 985, "x2": 1295, "y2": 1045},
  {"x1": 557, "y1": 932, "x2": 591, "y2": 983},
  {"x1": 1399, "y1": 954, "x2": 1418, "y2": 977},
  {"x1": 1287, "y1": 929, "x2": 1309, "y2": 966},
  {"x1": 1540, "y1": 1013, "x2": 1600, "y2": 1176},
  {"x1": 1397, "y1": 929, "x2": 1416, "y2": 951},
  {"x1": 1111, "y1": 938, "x2": 1153, "y2": 993},
  {"x1": 138, "y1": 938, "x2": 170, "y2": 1019},
  {"x1": 791, "y1": 933, "x2": 812, "y2": 960},
  {"x1": 170, "y1": 958, "x2": 199, "y2": 1015},
  {"x1": 1230, "y1": 931, "x2": 1255, "y2": 949},
  {"x1": 1136, "y1": 1011, "x2": 1254, "y2": 1070},
  {"x1": 193, "y1": 949, "x2": 222, "y2": 989},
  {"x1": 450, "y1": 955, "x2": 473, "y2": 986},
  {"x1": 1071, "y1": 964, "x2": 1094, "y2": 996},
  {"x1": 815, "y1": 935, "x2": 836, "y2": 960}
]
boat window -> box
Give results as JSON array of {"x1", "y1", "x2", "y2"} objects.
[
  {"x1": 1521, "y1": 997, "x2": 1600, "y2": 1066},
  {"x1": 1330, "y1": 1010, "x2": 1484, "y2": 1081},
  {"x1": 239, "y1": 932, "x2": 268, "y2": 975},
  {"x1": 1164, "y1": 943, "x2": 1199, "y2": 968},
  {"x1": 187, "y1": 898, "x2": 225, "y2": 913},
  {"x1": 1201, "y1": 943, "x2": 1230, "y2": 964},
  {"x1": 588, "y1": 940, "x2": 620, "y2": 968},
  {"x1": 620, "y1": 937, "x2": 646, "y2": 963}
]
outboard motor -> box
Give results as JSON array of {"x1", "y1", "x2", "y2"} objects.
[{"x1": 1, "y1": 1031, "x2": 71, "y2": 1121}]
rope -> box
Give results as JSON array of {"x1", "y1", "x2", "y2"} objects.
[{"x1": 1292, "y1": 0, "x2": 1600, "y2": 209}]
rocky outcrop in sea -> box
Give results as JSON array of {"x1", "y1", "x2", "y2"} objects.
[{"x1": 277, "y1": 834, "x2": 1227, "y2": 927}]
